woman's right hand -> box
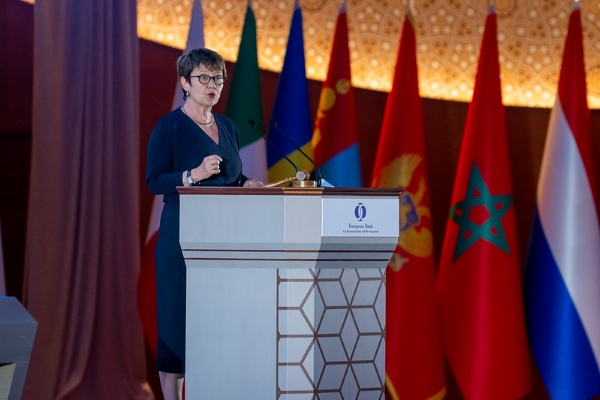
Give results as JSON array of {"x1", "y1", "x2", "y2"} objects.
[{"x1": 192, "y1": 155, "x2": 223, "y2": 182}]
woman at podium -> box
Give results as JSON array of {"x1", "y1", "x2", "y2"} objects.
[{"x1": 146, "y1": 48, "x2": 262, "y2": 400}]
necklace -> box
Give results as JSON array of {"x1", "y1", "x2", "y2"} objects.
[{"x1": 181, "y1": 106, "x2": 214, "y2": 125}]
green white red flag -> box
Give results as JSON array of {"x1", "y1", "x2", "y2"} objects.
[{"x1": 226, "y1": 1, "x2": 267, "y2": 182}]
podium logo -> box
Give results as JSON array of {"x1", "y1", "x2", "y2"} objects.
[{"x1": 354, "y1": 202, "x2": 367, "y2": 221}]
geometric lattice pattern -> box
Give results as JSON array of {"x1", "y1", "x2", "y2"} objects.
[
  {"x1": 135, "y1": 0, "x2": 600, "y2": 108},
  {"x1": 277, "y1": 268, "x2": 385, "y2": 399},
  {"x1": 22, "y1": 0, "x2": 600, "y2": 108}
]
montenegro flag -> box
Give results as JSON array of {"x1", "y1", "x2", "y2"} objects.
[{"x1": 371, "y1": 9, "x2": 445, "y2": 400}]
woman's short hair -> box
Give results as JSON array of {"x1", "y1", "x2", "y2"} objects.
[{"x1": 177, "y1": 48, "x2": 227, "y2": 100}]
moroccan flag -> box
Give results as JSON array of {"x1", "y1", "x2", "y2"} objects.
[
  {"x1": 436, "y1": 8, "x2": 531, "y2": 399},
  {"x1": 225, "y1": 1, "x2": 267, "y2": 183},
  {"x1": 523, "y1": 2, "x2": 600, "y2": 399},
  {"x1": 311, "y1": 0, "x2": 361, "y2": 187},
  {"x1": 266, "y1": 0, "x2": 313, "y2": 182},
  {"x1": 371, "y1": 11, "x2": 445, "y2": 400},
  {"x1": 137, "y1": 0, "x2": 205, "y2": 357}
]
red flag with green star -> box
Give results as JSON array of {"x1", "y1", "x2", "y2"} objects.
[{"x1": 436, "y1": 8, "x2": 531, "y2": 399}]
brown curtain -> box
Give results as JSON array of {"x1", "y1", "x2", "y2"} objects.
[{"x1": 22, "y1": 0, "x2": 152, "y2": 398}]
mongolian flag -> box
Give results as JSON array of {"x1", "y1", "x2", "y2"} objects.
[
  {"x1": 436, "y1": 7, "x2": 531, "y2": 399},
  {"x1": 311, "y1": 0, "x2": 361, "y2": 187},
  {"x1": 225, "y1": 0, "x2": 267, "y2": 183},
  {"x1": 523, "y1": 2, "x2": 600, "y2": 399},
  {"x1": 266, "y1": 0, "x2": 313, "y2": 182},
  {"x1": 137, "y1": 0, "x2": 205, "y2": 356},
  {"x1": 371, "y1": 9, "x2": 446, "y2": 400}
]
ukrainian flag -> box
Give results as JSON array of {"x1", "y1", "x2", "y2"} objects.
[{"x1": 266, "y1": 1, "x2": 313, "y2": 182}]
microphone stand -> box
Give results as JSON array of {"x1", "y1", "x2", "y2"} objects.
[
  {"x1": 262, "y1": 177, "x2": 295, "y2": 187},
  {"x1": 248, "y1": 118, "x2": 318, "y2": 188},
  {"x1": 262, "y1": 171, "x2": 316, "y2": 187},
  {"x1": 270, "y1": 119, "x2": 323, "y2": 187}
]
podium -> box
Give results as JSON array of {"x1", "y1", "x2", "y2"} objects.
[
  {"x1": 0, "y1": 297, "x2": 37, "y2": 400},
  {"x1": 179, "y1": 187, "x2": 401, "y2": 399}
]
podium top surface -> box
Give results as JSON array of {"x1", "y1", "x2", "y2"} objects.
[
  {"x1": 0, "y1": 297, "x2": 37, "y2": 326},
  {"x1": 178, "y1": 186, "x2": 403, "y2": 197}
]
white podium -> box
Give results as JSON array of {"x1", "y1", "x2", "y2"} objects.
[
  {"x1": 0, "y1": 297, "x2": 37, "y2": 400},
  {"x1": 179, "y1": 187, "x2": 401, "y2": 399}
]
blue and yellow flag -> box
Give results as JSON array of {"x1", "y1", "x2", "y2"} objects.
[{"x1": 266, "y1": 1, "x2": 313, "y2": 182}]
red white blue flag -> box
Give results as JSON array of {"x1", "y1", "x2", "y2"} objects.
[{"x1": 524, "y1": 3, "x2": 600, "y2": 399}]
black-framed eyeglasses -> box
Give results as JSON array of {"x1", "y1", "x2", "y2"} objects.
[{"x1": 190, "y1": 74, "x2": 226, "y2": 85}]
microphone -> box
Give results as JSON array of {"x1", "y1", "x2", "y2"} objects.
[
  {"x1": 270, "y1": 119, "x2": 323, "y2": 187},
  {"x1": 248, "y1": 119, "x2": 310, "y2": 182}
]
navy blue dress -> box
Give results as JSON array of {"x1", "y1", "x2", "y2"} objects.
[{"x1": 146, "y1": 108, "x2": 247, "y2": 373}]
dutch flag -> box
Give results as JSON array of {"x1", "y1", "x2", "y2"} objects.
[{"x1": 523, "y1": 2, "x2": 600, "y2": 399}]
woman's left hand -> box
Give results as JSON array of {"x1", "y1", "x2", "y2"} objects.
[{"x1": 243, "y1": 179, "x2": 263, "y2": 188}]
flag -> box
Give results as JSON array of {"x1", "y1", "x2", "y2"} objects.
[
  {"x1": 137, "y1": 0, "x2": 205, "y2": 357},
  {"x1": 523, "y1": 2, "x2": 600, "y2": 399},
  {"x1": 225, "y1": 1, "x2": 267, "y2": 183},
  {"x1": 171, "y1": 0, "x2": 205, "y2": 110},
  {"x1": 0, "y1": 217, "x2": 5, "y2": 296},
  {"x1": 266, "y1": 0, "x2": 313, "y2": 182},
  {"x1": 137, "y1": 197, "x2": 162, "y2": 356},
  {"x1": 371, "y1": 10, "x2": 445, "y2": 400},
  {"x1": 311, "y1": 0, "x2": 361, "y2": 188},
  {"x1": 436, "y1": 8, "x2": 531, "y2": 399}
]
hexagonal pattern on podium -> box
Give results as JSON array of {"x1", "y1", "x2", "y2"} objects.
[{"x1": 277, "y1": 268, "x2": 385, "y2": 399}]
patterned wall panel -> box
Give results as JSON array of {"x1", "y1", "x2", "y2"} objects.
[{"x1": 22, "y1": 0, "x2": 600, "y2": 108}]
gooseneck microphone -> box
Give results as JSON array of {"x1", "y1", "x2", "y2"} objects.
[
  {"x1": 247, "y1": 118, "x2": 301, "y2": 177},
  {"x1": 270, "y1": 119, "x2": 323, "y2": 187}
]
